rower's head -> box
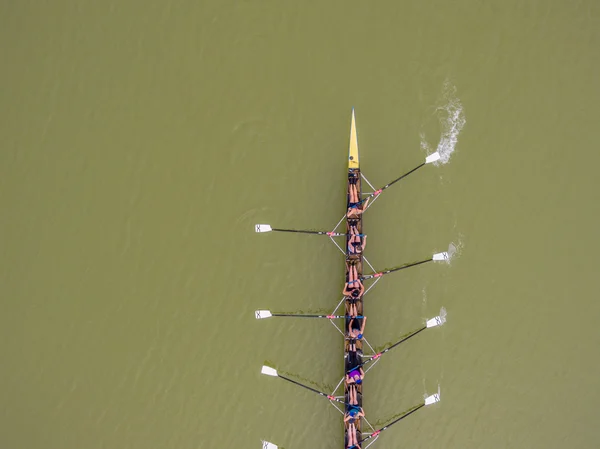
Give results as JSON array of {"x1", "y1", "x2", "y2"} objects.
[
  {"x1": 356, "y1": 378, "x2": 362, "y2": 385},
  {"x1": 351, "y1": 289, "x2": 360, "y2": 298}
]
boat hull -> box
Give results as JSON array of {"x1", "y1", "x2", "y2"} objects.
[{"x1": 345, "y1": 108, "x2": 364, "y2": 447}]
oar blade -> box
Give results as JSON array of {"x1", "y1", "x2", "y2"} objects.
[
  {"x1": 255, "y1": 310, "x2": 272, "y2": 319},
  {"x1": 261, "y1": 365, "x2": 278, "y2": 377},
  {"x1": 262, "y1": 441, "x2": 278, "y2": 449},
  {"x1": 426, "y1": 316, "x2": 445, "y2": 328},
  {"x1": 425, "y1": 393, "x2": 441, "y2": 405},
  {"x1": 425, "y1": 151, "x2": 441, "y2": 164},
  {"x1": 432, "y1": 251, "x2": 449, "y2": 261},
  {"x1": 255, "y1": 224, "x2": 273, "y2": 233}
]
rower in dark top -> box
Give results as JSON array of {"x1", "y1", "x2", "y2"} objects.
[
  {"x1": 343, "y1": 262, "x2": 365, "y2": 299},
  {"x1": 347, "y1": 183, "x2": 369, "y2": 218},
  {"x1": 347, "y1": 225, "x2": 367, "y2": 255},
  {"x1": 346, "y1": 338, "x2": 361, "y2": 362},
  {"x1": 347, "y1": 302, "x2": 361, "y2": 319},
  {"x1": 348, "y1": 313, "x2": 367, "y2": 341}
]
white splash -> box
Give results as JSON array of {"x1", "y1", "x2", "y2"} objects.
[
  {"x1": 447, "y1": 242, "x2": 457, "y2": 261},
  {"x1": 439, "y1": 307, "x2": 447, "y2": 322},
  {"x1": 448, "y1": 236, "x2": 465, "y2": 262},
  {"x1": 421, "y1": 80, "x2": 465, "y2": 165}
]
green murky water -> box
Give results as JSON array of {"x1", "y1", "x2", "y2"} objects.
[{"x1": 2, "y1": 1, "x2": 600, "y2": 448}]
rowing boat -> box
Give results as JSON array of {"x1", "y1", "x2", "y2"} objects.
[
  {"x1": 256, "y1": 109, "x2": 449, "y2": 449},
  {"x1": 345, "y1": 109, "x2": 364, "y2": 447}
]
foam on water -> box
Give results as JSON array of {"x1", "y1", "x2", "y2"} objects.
[
  {"x1": 447, "y1": 242, "x2": 457, "y2": 260},
  {"x1": 448, "y1": 236, "x2": 465, "y2": 263},
  {"x1": 421, "y1": 80, "x2": 466, "y2": 165}
]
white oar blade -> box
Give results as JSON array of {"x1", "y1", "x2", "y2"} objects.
[
  {"x1": 262, "y1": 441, "x2": 278, "y2": 449},
  {"x1": 255, "y1": 310, "x2": 272, "y2": 319},
  {"x1": 425, "y1": 393, "x2": 441, "y2": 405},
  {"x1": 426, "y1": 316, "x2": 445, "y2": 328},
  {"x1": 261, "y1": 365, "x2": 278, "y2": 377},
  {"x1": 432, "y1": 251, "x2": 449, "y2": 261},
  {"x1": 425, "y1": 151, "x2": 441, "y2": 164},
  {"x1": 255, "y1": 224, "x2": 273, "y2": 233}
]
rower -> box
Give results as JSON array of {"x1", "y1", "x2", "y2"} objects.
[
  {"x1": 346, "y1": 422, "x2": 361, "y2": 449},
  {"x1": 347, "y1": 183, "x2": 370, "y2": 218},
  {"x1": 346, "y1": 366, "x2": 364, "y2": 386},
  {"x1": 346, "y1": 338, "x2": 362, "y2": 364},
  {"x1": 347, "y1": 384, "x2": 360, "y2": 407},
  {"x1": 347, "y1": 225, "x2": 367, "y2": 254},
  {"x1": 343, "y1": 263, "x2": 365, "y2": 299},
  {"x1": 348, "y1": 314, "x2": 367, "y2": 340},
  {"x1": 347, "y1": 302, "x2": 361, "y2": 319},
  {"x1": 344, "y1": 403, "x2": 365, "y2": 424}
]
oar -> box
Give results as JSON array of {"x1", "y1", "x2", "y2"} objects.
[
  {"x1": 261, "y1": 365, "x2": 345, "y2": 405},
  {"x1": 346, "y1": 314, "x2": 445, "y2": 373},
  {"x1": 361, "y1": 251, "x2": 448, "y2": 280},
  {"x1": 255, "y1": 310, "x2": 363, "y2": 320},
  {"x1": 261, "y1": 441, "x2": 278, "y2": 449},
  {"x1": 357, "y1": 152, "x2": 441, "y2": 205},
  {"x1": 255, "y1": 224, "x2": 364, "y2": 237},
  {"x1": 357, "y1": 393, "x2": 441, "y2": 445}
]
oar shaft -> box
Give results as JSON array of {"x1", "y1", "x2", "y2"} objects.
[
  {"x1": 362, "y1": 258, "x2": 433, "y2": 280},
  {"x1": 359, "y1": 404, "x2": 425, "y2": 443},
  {"x1": 346, "y1": 326, "x2": 427, "y2": 373},
  {"x1": 384, "y1": 162, "x2": 426, "y2": 189},
  {"x1": 278, "y1": 375, "x2": 321, "y2": 395},
  {"x1": 271, "y1": 228, "x2": 329, "y2": 235},
  {"x1": 272, "y1": 314, "x2": 364, "y2": 319},
  {"x1": 382, "y1": 326, "x2": 426, "y2": 353},
  {"x1": 271, "y1": 228, "x2": 363, "y2": 237},
  {"x1": 278, "y1": 375, "x2": 344, "y2": 405},
  {"x1": 358, "y1": 162, "x2": 426, "y2": 205},
  {"x1": 386, "y1": 258, "x2": 432, "y2": 273}
]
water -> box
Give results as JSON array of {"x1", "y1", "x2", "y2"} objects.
[{"x1": 2, "y1": 1, "x2": 600, "y2": 449}]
